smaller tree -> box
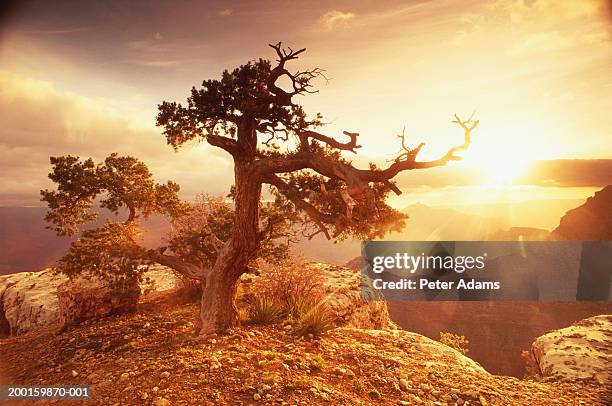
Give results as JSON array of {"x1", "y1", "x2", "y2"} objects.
[{"x1": 41, "y1": 153, "x2": 189, "y2": 290}]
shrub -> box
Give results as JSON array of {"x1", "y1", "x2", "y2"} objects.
[
  {"x1": 248, "y1": 296, "x2": 283, "y2": 325},
  {"x1": 439, "y1": 332, "x2": 469, "y2": 355},
  {"x1": 250, "y1": 259, "x2": 324, "y2": 310},
  {"x1": 521, "y1": 349, "x2": 541, "y2": 380},
  {"x1": 294, "y1": 301, "x2": 335, "y2": 337}
]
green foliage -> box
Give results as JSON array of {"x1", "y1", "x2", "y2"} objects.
[
  {"x1": 245, "y1": 260, "x2": 334, "y2": 336},
  {"x1": 55, "y1": 220, "x2": 148, "y2": 292},
  {"x1": 439, "y1": 332, "x2": 470, "y2": 355},
  {"x1": 285, "y1": 296, "x2": 320, "y2": 322},
  {"x1": 273, "y1": 166, "x2": 407, "y2": 241},
  {"x1": 156, "y1": 58, "x2": 323, "y2": 151},
  {"x1": 247, "y1": 296, "x2": 283, "y2": 325},
  {"x1": 41, "y1": 153, "x2": 189, "y2": 236},
  {"x1": 41, "y1": 153, "x2": 189, "y2": 287},
  {"x1": 167, "y1": 194, "x2": 233, "y2": 269},
  {"x1": 167, "y1": 194, "x2": 298, "y2": 270}
]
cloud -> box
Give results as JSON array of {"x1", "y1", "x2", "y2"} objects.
[
  {"x1": 319, "y1": 10, "x2": 355, "y2": 30},
  {"x1": 154, "y1": 31, "x2": 163, "y2": 41},
  {"x1": 0, "y1": 70, "x2": 234, "y2": 205},
  {"x1": 218, "y1": 8, "x2": 233, "y2": 17}
]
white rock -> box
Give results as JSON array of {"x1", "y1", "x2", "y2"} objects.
[
  {"x1": 530, "y1": 314, "x2": 611, "y2": 384},
  {"x1": 0, "y1": 270, "x2": 67, "y2": 335},
  {"x1": 0, "y1": 265, "x2": 181, "y2": 336}
]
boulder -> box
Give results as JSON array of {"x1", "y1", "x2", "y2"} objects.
[
  {"x1": 528, "y1": 314, "x2": 612, "y2": 384},
  {"x1": 0, "y1": 270, "x2": 67, "y2": 336},
  {"x1": 57, "y1": 276, "x2": 140, "y2": 329},
  {"x1": 311, "y1": 263, "x2": 395, "y2": 330},
  {"x1": 0, "y1": 265, "x2": 181, "y2": 336}
]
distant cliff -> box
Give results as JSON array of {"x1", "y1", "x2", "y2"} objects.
[{"x1": 553, "y1": 185, "x2": 612, "y2": 240}]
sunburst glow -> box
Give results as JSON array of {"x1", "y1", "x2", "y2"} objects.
[{"x1": 463, "y1": 142, "x2": 534, "y2": 185}]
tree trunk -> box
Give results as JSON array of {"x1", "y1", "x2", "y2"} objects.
[
  {"x1": 198, "y1": 155, "x2": 262, "y2": 334},
  {"x1": 198, "y1": 253, "x2": 241, "y2": 334}
]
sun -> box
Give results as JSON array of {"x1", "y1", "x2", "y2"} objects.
[{"x1": 462, "y1": 142, "x2": 533, "y2": 186}]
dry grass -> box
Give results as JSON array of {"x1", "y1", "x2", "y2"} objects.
[{"x1": 439, "y1": 331, "x2": 470, "y2": 355}]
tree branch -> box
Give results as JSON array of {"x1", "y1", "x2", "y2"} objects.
[
  {"x1": 262, "y1": 174, "x2": 333, "y2": 240},
  {"x1": 254, "y1": 114, "x2": 478, "y2": 197},
  {"x1": 206, "y1": 133, "x2": 239, "y2": 156},
  {"x1": 147, "y1": 248, "x2": 206, "y2": 280},
  {"x1": 300, "y1": 130, "x2": 362, "y2": 153},
  {"x1": 266, "y1": 42, "x2": 325, "y2": 106}
]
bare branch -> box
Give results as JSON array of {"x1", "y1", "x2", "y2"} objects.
[
  {"x1": 300, "y1": 130, "x2": 362, "y2": 153},
  {"x1": 266, "y1": 42, "x2": 325, "y2": 106},
  {"x1": 268, "y1": 42, "x2": 306, "y2": 64},
  {"x1": 254, "y1": 114, "x2": 478, "y2": 198}
]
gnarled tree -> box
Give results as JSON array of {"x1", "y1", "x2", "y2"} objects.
[
  {"x1": 41, "y1": 155, "x2": 297, "y2": 301},
  {"x1": 156, "y1": 42, "x2": 479, "y2": 334}
]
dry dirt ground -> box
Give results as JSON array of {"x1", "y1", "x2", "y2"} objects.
[{"x1": 0, "y1": 293, "x2": 609, "y2": 406}]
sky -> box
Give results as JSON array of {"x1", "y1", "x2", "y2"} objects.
[{"x1": 0, "y1": 0, "x2": 611, "y2": 208}]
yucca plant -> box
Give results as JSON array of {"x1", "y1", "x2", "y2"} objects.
[
  {"x1": 248, "y1": 296, "x2": 283, "y2": 325},
  {"x1": 285, "y1": 295, "x2": 319, "y2": 321},
  {"x1": 294, "y1": 301, "x2": 335, "y2": 337}
]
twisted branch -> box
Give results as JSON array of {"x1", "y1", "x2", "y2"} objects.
[
  {"x1": 266, "y1": 42, "x2": 326, "y2": 106},
  {"x1": 262, "y1": 174, "x2": 334, "y2": 240}
]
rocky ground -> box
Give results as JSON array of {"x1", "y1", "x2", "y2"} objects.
[{"x1": 1, "y1": 292, "x2": 609, "y2": 406}]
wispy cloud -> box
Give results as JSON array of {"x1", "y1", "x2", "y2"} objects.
[
  {"x1": 0, "y1": 70, "x2": 233, "y2": 205},
  {"x1": 319, "y1": 10, "x2": 355, "y2": 30},
  {"x1": 18, "y1": 27, "x2": 88, "y2": 35},
  {"x1": 134, "y1": 59, "x2": 184, "y2": 67},
  {"x1": 219, "y1": 8, "x2": 233, "y2": 17}
]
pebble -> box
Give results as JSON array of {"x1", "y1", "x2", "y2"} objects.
[
  {"x1": 160, "y1": 371, "x2": 171, "y2": 379},
  {"x1": 154, "y1": 398, "x2": 171, "y2": 406},
  {"x1": 71, "y1": 370, "x2": 79, "y2": 377},
  {"x1": 119, "y1": 373, "x2": 129, "y2": 381},
  {"x1": 253, "y1": 393, "x2": 262, "y2": 401},
  {"x1": 369, "y1": 389, "x2": 381, "y2": 400},
  {"x1": 464, "y1": 390, "x2": 479, "y2": 399},
  {"x1": 399, "y1": 378, "x2": 410, "y2": 391}
]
